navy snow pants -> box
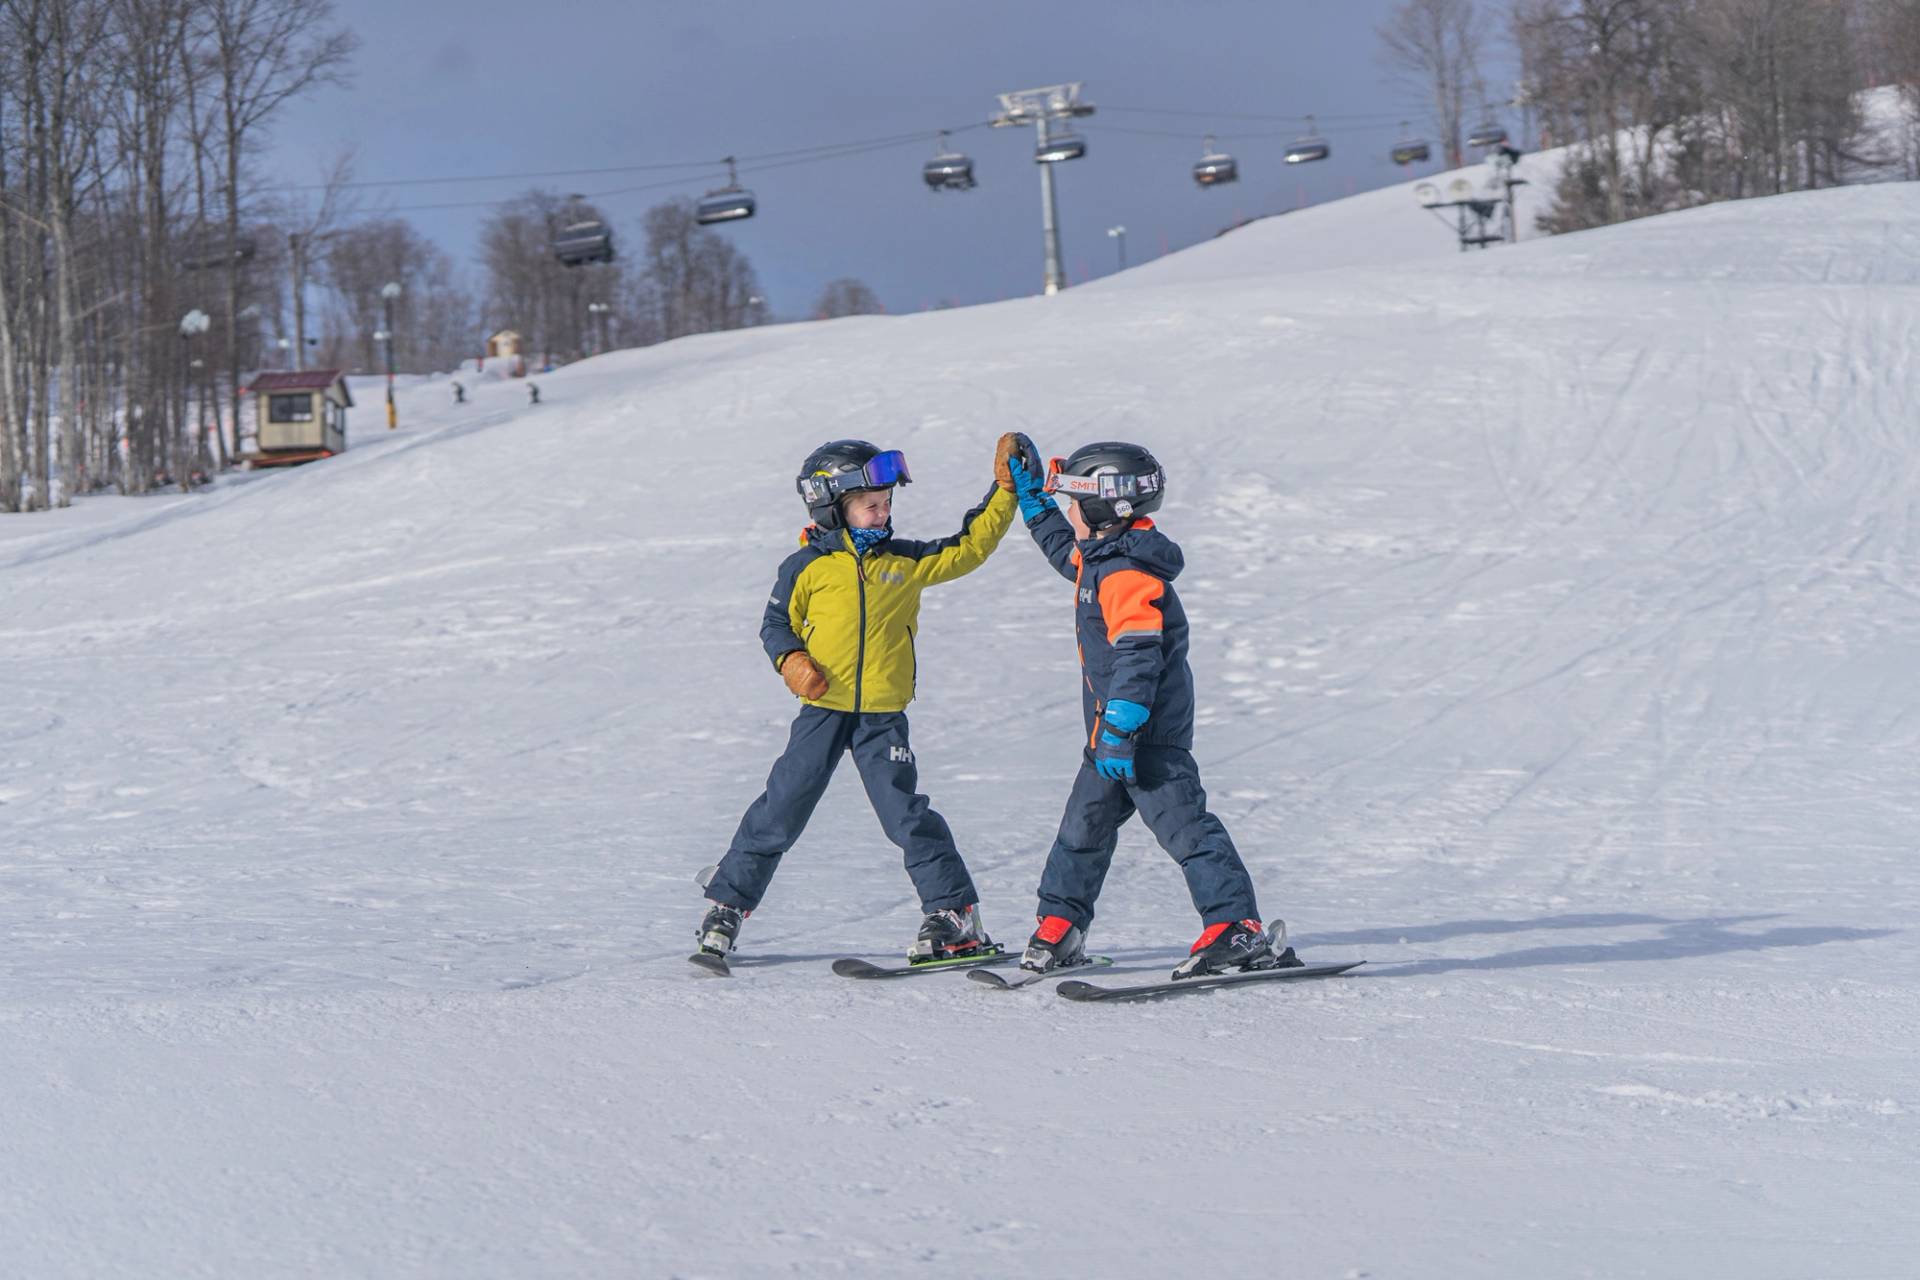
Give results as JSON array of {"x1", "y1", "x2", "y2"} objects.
[
  {"x1": 707, "y1": 706, "x2": 979, "y2": 914},
  {"x1": 1036, "y1": 745, "x2": 1260, "y2": 932}
]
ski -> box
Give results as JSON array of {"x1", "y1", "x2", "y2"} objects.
[
  {"x1": 1055, "y1": 959, "x2": 1364, "y2": 1003},
  {"x1": 966, "y1": 956, "x2": 1116, "y2": 989},
  {"x1": 831, "y1": 947, "x2": 1009, "y2": 980},
  {"x1": 688, "y1": 951, "x2": 731, "y2": 978}
]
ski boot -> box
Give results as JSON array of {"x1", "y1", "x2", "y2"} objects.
[
  {"x1": 908, "y1": 904, "x2": 990, "y2": 963},
  {"x1": 696, "y1": 902, "x2": 747, "y2": 959},
  {"x1": 1171, "y1": 918, "x2": 1298, "y2": 980},
  {"x1": 1020, "y1": 914, "x2": 1087, "y2": 974}
]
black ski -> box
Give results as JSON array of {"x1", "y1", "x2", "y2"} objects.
[
  {"x1": 831, "y1": 948, "x2": 1009, "y2": 980},
  {"x1": 966, "y1": 956, "x2": 1116, "y2": 989},
  {"x1": 1055, "y1": 959, "x2": 1364, "y2": 1003},
  {"x1": 688, "y1": 951, "x2": 731, "y2": 977}
]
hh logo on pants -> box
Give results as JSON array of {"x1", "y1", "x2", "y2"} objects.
[{"x1": 889, "y1": 744, "x2": 915, "y2": 764}]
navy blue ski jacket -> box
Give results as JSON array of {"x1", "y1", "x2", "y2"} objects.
[{"x1": 1024, "y1": 505, "x2": 1196, "y2": 751}]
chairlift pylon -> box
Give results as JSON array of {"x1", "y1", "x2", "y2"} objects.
[
  {"x1": 1284, "y1": 116, "x2": 1330, "y2": 165},
  {"x1": 1192, "y1": 134, "x2": 1238, "y2": 188},
  {"x1": 696, "y1": 157, "x2": 757, "y2": 225},
  {"x1": 923, "y1": 131, "x2": 977, "y2": 191}
]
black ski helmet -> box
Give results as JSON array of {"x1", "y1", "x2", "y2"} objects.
[
  {"x1": 1047, "y1": 440, "x2": 1166, "y2": 531},
  {"x1": 796, "y1": 439, "x2": 911, "y2": 531}
]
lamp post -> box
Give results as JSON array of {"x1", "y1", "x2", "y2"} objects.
[
  {"x1": 587, "y1": 301, "x2": 611, "y2": 355},
  {"x1": 180, "y1": 309, "x2": 212, "y2": 474},
  {"x1": 380, "y1": 281, "x2": 402, "y2": 429},
  {"x1": 1106, "y1": 225, "x2": 1127, "y2": 272}
]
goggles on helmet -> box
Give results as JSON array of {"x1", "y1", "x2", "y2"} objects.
[
  {"x1": 797, "y1": 449, "x2": 911, "y2": 506},
  {"x1": 1044, "y1": 456, "x2": 1163, "y2": 501}
]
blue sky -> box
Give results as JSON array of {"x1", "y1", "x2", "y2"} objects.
[{"x1": 269, "y1": 0, "x2": 1515, "y2": 316}]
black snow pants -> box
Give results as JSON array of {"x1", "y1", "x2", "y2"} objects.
[
  {"x1": 707, "y1": 706, "x2": 978, "y2": 914},
  {"x1": 1035, "y1": 745, "x2": 1260, "y2": 932}
]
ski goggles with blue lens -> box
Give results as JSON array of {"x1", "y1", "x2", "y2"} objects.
[
  {"x1": 1044, "y1": 456, "x2": 1163, "y2": 500},
  {"x1": 797, "y1": 449, "x2": 912, "y2": 506}
]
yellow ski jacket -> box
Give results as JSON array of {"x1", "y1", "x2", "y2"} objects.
[{"x1": 760, "y1": 486, "x2": 1016, "y2": 713}]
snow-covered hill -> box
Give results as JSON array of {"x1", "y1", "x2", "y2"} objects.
[{"x1": 5, "y1": 177, "x2": 1919, "y2": 1277}]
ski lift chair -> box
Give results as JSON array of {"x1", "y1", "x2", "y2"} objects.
[
  {"x1": 1467, "y1": 120, "x2": 1509, "y2": 150},
  {"x1": 181, "y1": 233, "x2": 258, "y2": 271},
  {"x1": 1284, "y1": 117, "x2": 1330, "y2": 164},
  {"x1": 1035, "y1": 132, "x2": 1087, "y2": 164},
  {"x1": 696, "y1": 157, "x2": 757, "y2": 225},
  {"x1": 1391, "y1": 137, "x2": 1431, "y2": 166},
  {"x1": 923, "y1": 132, "x2": 977, "y2": 190},
  {"x1": 696, "y1": 189, "x2": 756, "y2": 224},
  {"x1": 1193, "y1": 135, "x2": 1238, "y2": 187},
  {"x1": 553, "y1": 220, "x2": 615, "y2": 267}
]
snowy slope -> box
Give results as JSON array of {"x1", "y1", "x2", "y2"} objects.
[
  {"x1": 1090, "y1": 143, "x2": 1560, "y2": 291},
  {"x1": 1102, "y1": 83, "x2": 1914, "y2": 293},
  {"x1": 5, "y1": 180, "x2": 1920, "y2": 1278}
]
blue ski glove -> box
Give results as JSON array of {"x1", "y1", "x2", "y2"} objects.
[
  {"x1": 1093, "y1": 726, "x2": 1137, "y2": 783},
  {"x1": 1092, "y1": 702, "x2": 1149, "y2": 783},
  {"x1": 1009, "y1": 457, "x2": 1052, "y2": 523}
]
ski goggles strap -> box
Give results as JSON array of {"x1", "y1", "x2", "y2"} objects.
[
  {"x1": 797, "y1": 449, "x2": 911, "y2": 505},
  {"x1": 1044, "y1": 456, "x2": 1162, "y2": 500}
]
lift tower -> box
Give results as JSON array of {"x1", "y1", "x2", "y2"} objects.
[{"x1": 993, "y1": 83, "x2": 1095, "y2": 295}]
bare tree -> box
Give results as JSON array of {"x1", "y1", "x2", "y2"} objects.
[
  {"x1": 319, "y1": 216, "x2": 472, "y2": 373},
  {"x1": 629, "y1": 198, "x2": 766, "y2": 344},
  {"x1": 278, "y1": 148, "x2": 353, "y2": 361},
  {"x1": 1517, "y1": 0, "x2": 1695, "y2": 229},
  {"x1": 207, "y1": 0, "x2": 355, "y2": 464},
  {"x1": 1517, "y1": 0, "x2": 1869, "y2": 232},
  {"x1": 477, "y1": 189, "x2": 623, "y2": 363},
  {"x1": 813, "y1": 277, "x2": 884, "y2": 319},
  {"x1": 1379, "y1": 0, "x2": 1490, "y2": 167},
  {"x1": 0, "y1": 0, "x2": 353, "y2": 512}
]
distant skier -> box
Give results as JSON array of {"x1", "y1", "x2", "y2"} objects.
[
  {"x1": 451, "y1": 380, "x2": 466, "y2": 404},
  {"x1": 694, "y1": 437, "x2": 1022, "y2": 967},
  {"x1": 1006, "y1": 441, "x2": 1297, "y2": 979},
  {"x1": 527, "y1": 382, "x2": 540, "y2": 405}
]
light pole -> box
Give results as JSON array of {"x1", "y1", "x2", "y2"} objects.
[
  {"x1": 587, "y1": 301, "x2": 611, "y2": 355},
  {"x1": 993, "y1": 83, "x2": 1095, "y2": 295},
  {"x1": 380, "y1": 281, "x2": 401, "y2": 429},
  {"x1": 1107, "y1": 225, "x2": 1127, "y2": 272},
  {"x1": 180, "y1": 309, "x2": 212, "y2": 476}
]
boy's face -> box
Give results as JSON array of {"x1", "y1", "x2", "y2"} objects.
[
  {"x1": 1065, "y1": 497, "x2": 1092, "y2": 541},
  {"x1": 841, "y1": 487, "x2": 893, "y2": 529}
]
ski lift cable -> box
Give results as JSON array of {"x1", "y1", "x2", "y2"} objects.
[
  {"x1": 1090, "y1": 120, "x2": 1428, "y2": 142},
  {"x1": 282, "y1": 122, "x2": 996, "y2": 194},
  {"x1": 1101, "y1": 104, "x2": 1430, "y2": 124},
  {"x1": 382, "y1": 132, "x2": 952, "y2": 214}
]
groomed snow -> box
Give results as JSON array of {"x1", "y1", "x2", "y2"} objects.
[{"x1": 4, "y1": 178, "x2": 1919, "y2": 1278}]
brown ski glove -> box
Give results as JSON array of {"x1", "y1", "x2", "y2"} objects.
[
  {"x1": 994, "y1": 432, "x2": 1020, "y2": 491},
  {"x1": 994, "y1": 431, "x2": 1042, "y2": 493},
  {"x1": 778, "y1": 651, "x2": 828, "y2": 699}
]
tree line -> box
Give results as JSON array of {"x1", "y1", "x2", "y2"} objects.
[
  {"x1": 1381, "y1": 0, "x2": 1920, "y2": 232},
  {"x1": 0, "y1": 0, "x2": 801, "y2": 514}
]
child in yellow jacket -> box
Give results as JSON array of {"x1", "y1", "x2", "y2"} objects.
[{"x1": 695, "y1": 436, "x2": 1026, "y2": 968}]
